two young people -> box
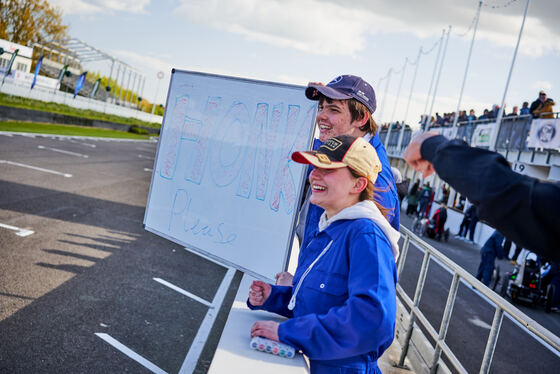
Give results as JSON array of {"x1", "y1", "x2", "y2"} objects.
[{"x1": 246, "y1": 75, "x2": 401, "y2": 373}]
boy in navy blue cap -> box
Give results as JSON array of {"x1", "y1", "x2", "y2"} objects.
[{"x1": 277, "y1": 75, "x2": 399, "y2": 286}]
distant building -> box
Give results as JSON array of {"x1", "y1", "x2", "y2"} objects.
[{"x1": 0, "y1": 38, "x2": 32, "y2": 74}]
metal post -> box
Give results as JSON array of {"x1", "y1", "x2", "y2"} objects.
[
  {"x1": 479, "y1": 308, "x2": 504, "y2": 374},
  {"x1": 112, "y1": 63, "x2": 121, "y2": 104},
  {"x1": 397, "y1": 235, "x2": 410, "y2": 278},
  {"x1": 377, "y1": 68, "x2": 392, "y2": 124},
  {"x1": 489, "y1": 0, "x2": 531, "y2": 151},
  {"x1": 387, "y1": 58, "x2": 408, "y2": 151},
  {"x1": 430, "y1": 272, "x2": 460, "y2": 374},
  {"x1": 398, "y1": 48, "x2": 422, "y2": 150},
  {"x1": 451, "y1": 1, "x2": 483, "y2": 139},
  {"x1": 124, "y1": 69, "x2": 132, "y2": 106},
  {"x1": 390, "y1": 58, "x2": 408, "y2": 126},
  {"x1": 107, "y1": 59, "x2": 114, "y2": 101},
  {"x1": 398, "y1": 250, "x2": 431, "y2": 366},
  {"x1": 427, "y1": 26, "x2": 452, "y2": 130},
  {"x1": 119, "y1": 66, "x2": 127, "y2": 103},
  {"x1": 129, "y1": 71, "x2": 137, "y2": 104},
  {"x1": 422, "y1": 30, "x2": 445, "y2": 130}
]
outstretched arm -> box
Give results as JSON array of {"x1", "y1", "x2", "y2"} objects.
[{"x1": 404, "y1": 133, "x2": 560, "y2": 260}]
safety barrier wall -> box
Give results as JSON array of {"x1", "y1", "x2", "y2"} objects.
[
  {"x1": 395, "y1": 225, "x2": 560, "y2": 374},
  {"x1": 0, "y1": 79, "x2": 163, "y2": 124}
]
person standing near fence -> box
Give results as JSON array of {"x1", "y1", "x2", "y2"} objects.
[
  {"x1": 476, "y1": 230, "x2": 505, "y2": 287},
  {"x1": 465, "y1": 205, "x2": 479, "y2": 244},
  {"x1": 530, "y1": 90, "x2": 555, "y2": 118}
]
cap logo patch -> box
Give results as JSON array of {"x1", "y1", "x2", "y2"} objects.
[
  {"x1": 316, "y1": 154, "x2": 331, "y2": 164},
  {"x1": 329, "y1": 76, "x2": 343, "y2": 85},
  {"x1": 322, "y1": 137, "x2": 342, "y2": 151},
  {"x1": 356, "y1": 90, "x2": 369, "y2": 102}
]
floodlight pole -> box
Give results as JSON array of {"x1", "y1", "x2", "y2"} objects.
[
  {"x1": 489, "y1": 0, "x2": 531, "y2": 151},
  {"x1": 377, "y1": 68, "x2": 392, "y2": 124},
  {"x1": 451, "y1": 1, "x2": 483, "y2": 139},
  {"x1": 427, "y1": 25, "x2": 452, "y2": 130},
  {"x1": 422, "y1": 29, "x2": 445, "y2": 130}
]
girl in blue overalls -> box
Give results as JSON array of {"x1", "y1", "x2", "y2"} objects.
[{"x1": 248, "y1": 135, "x2": 400, "y2": 374}]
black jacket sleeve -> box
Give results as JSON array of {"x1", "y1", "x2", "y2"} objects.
[{"x1": 421, "y1": 135, "x2": 560, "y2": 261}]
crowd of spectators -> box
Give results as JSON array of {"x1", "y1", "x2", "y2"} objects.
[
  {"x1": 376, "y1": 90, "x2": 555, "y2": 133},
  {"x1": 419, "y1": 90, "x2": 555, "y2": 129}
]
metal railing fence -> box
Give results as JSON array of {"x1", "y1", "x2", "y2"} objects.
[
  {"x1": 378, "y1": 113, "x2": 559, "y2": 160},
  {"x1": 395, "y1": 225, "x2": 560, "y2": 374}
]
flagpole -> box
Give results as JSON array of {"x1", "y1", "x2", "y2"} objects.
[
  {"x1": 489, "y1": 0, "x2": 531, "y2": 151},
  {"x1": 426, "y1": 25, "x2": 452, "y2": 130},
  {"x1": 422, "y1": 29, "x2": 445, "y2": 130},
  {"x1": 451, "y1": 1, "x2": 483, "y2": 138}
]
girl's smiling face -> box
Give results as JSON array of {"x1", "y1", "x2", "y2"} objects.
[{"x1": 309, "y1": 166, "x2": 365, "y2": 218}]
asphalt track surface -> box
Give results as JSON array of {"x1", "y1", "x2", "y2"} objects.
[
  {"x1": 1, "y1": 132, "x2": 558, "y2": 373},
  {"x1": 0, "y1": 133, "x2": 242, "y2": 374}
]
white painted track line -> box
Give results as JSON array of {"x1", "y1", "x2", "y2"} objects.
[
  {"x1": 138, "y1": 154, "x2": 155, "y2": 161},
  {"x1": 0, "y1": 160, "x2": 72, "y2": 177},
  {"x1": 153, "y1": 278, "x2": 213, "y2": 308},
  {"x1": 179, "y1": 267, "x2": 237, "y2": 374},
  {"x1": 37, "y1": 145, "x2": 88, "y2": 158},
  {"x1": 67, "y1": 139, "x2": 96, "y2": 148},
  {"x1": 95, "y1": 333, "x2": 167, "y2": 374},
  {"x1": 0, "y1": 222, "x2": 34, "y2": 237}
]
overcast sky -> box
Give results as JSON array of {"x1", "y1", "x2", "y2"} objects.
[{"x1": 49, "y1": 0, "x2": 560, "y2": 126}]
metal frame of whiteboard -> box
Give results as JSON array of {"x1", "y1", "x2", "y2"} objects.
[{"x1": 143, "y1": 69, "x2": 316, "y2": 282}]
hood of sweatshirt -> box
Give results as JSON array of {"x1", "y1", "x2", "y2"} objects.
[{"x1": 318, "y1": 200, "x2": 400, "y2": 261}]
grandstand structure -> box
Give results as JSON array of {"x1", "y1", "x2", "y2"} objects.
[{"x1": 33, "y1": 38, "x2": 146, "y2": 107}]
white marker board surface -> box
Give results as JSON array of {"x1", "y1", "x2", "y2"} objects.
[{"x1": 144, "y1": 69, "x2": 316, "y2": 281}]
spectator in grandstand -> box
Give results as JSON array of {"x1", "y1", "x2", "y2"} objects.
[
  {"x1": 530, "y1": 90, "x2": 556, "y2": 118},
  {"x1": 435, "y1": 112, "x2": 443, "y2": 126},
  {"x1": 402, "y1": 131, "x2": 560, "y2": 261},
  {"x1": 520, "y1": 101, "x2": 530, "y2": 115},
  {"x1": 467, "y1": 109, "x2": 477, "y2": 122},
  {"x1": 506, "y1": 106, "x2": 519, "y2": 117},
  {"x1": 475, "y1": 230, "x2": 505, "y2": 287},
  {"x1": 478, "y1": 109, "x2": 490, "y2": 121},
  {"x1": 488, "y1": 104, "x2": 500, "y2": 120},
  {"x1": 457, "y1": 110, "x2": 468, "y2": 122}
]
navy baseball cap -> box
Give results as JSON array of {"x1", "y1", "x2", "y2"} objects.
[{"x1": 305, "y1": 75, "x2": 377, "y2": 115}]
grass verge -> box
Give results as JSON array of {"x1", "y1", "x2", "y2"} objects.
[{"x1": 0, "y1": 121, "x2": 154, "y2": 140}]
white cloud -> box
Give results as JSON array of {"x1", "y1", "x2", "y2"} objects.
[
  {"x1": 174, "y1": 0, "x2": 371, "y2": 56},
  {"x1": 173, "y1": 0, "x2": 560, "y2": 58},
  {"x1": 50, "y1": 0, "x2": 150, "y2": 15},
  {"x1": 531, "y1": 80, "x2": 552, "y2": 91},
  {"x1": 49, "y1": 0, "x2": 102, "y2": 15}
]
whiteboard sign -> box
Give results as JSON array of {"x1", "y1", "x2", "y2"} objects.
[{"x1": 144, "y1": 69, "x2": 316, "y2": 281}]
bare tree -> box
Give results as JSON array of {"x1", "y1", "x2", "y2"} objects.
[{"x1": 0, "y1": 0, "x2": 69, "y2": 45}]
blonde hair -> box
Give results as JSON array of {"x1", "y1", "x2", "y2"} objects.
[{"x1": 348, "y1": 168, "x2": 390, "y2": 220}]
